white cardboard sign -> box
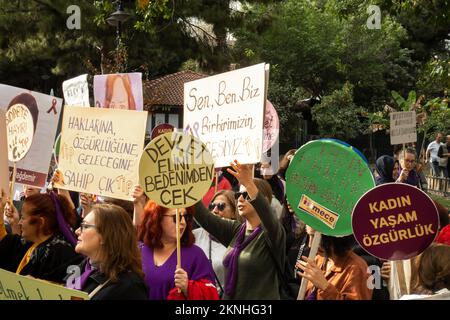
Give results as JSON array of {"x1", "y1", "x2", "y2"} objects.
[
  {"x1": 183, "y1": 63, "x2": 269, "y2": 167},
  {"x1": 62, "y1": 74, "x2": 90, "y2": 107},
  {"x1": 390, "y1": 111, "x2": 417, "y2": 145}
]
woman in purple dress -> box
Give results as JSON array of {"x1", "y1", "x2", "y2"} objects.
[{"x1": 137, "y1": 201, "x2": 218, "y2": 300}]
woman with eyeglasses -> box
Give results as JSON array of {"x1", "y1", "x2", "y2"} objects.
[
  {"x1": 0, "y1": 190, "x2": 83, "y2": 283},
  {"x1": 136, "y1": 200, "x2": 218, "y2": 300},
  {"x1": 193, "y1": 190, "x2": 240, "y2": 296},
  {"x1": 72, "y1": 203, "x2": 148, "y2": 299},
  {"x1": 193, "y1": 160, "x2": 286, "y2": 299}
]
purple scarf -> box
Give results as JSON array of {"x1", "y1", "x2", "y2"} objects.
[
  {"x1": 223, "y1": 223, "x2": 262, "y2": 297},
  {"x1": 49, "y1": 192, "x2": 77, "y2": 247},
  {"x1": 76, "y1": 260, "x2": 97, "y2": 290}
]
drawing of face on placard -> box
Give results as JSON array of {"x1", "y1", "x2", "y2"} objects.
[
  {"x1": 94, "y1": 73, "x2": 143, "y2": 111},
  {"x1": 139, "y1": 132, "x2": 215, "y2": 208},
  {"x1": 6, "y1": 93, "x2": 38, "y2": 162}
]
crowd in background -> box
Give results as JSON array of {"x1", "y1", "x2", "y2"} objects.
[{"x1": 1, "y1": 144, "x2": 449, "y2": 300}]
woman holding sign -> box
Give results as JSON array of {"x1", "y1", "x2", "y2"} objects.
[
  {"x1": 194, "y1": 160, "x2": 286, "y2": 300},
  {"x1": 137, "y1": 201, "x2": 218, "y2": 300},
  {"x1": 0, "y1": 190, "x2": 83, "y2": 283},
  {"x1": 296, "y1": 233, "x2": 372, "y2": 300}
]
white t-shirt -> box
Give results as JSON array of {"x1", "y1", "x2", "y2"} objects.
[
  {"x1": 427, "y1": 141, "x2": 443, "y2": 162},
  {"x1": 193, "y1": 228, "x2": 227, "y2": 292}
]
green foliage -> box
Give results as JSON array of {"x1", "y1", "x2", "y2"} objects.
[
  {"x1": 391, "y1": 90, "x2": 417, "y2": 111},
  {"x1": 420, "y1": 97, "x2": 450, "y2": 139},
  {"x1": 311, "y1": 83, "x2": 367, "y2": 140}
]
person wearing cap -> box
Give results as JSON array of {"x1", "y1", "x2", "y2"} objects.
[{"x1": 0, "y1": 189, "x2": 83, "y2": 283}]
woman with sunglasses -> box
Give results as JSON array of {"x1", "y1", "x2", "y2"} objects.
[
  {"x1": 137, "y1": 200, "x2": 218, "y2": 300},
  {"x1": 194, "y1": 160, "x2": 286, "y2": 299},
  {"x1": 72, "y1": 203, "x2": 148, "y2": 299},
  {"x1": 0, "y1": 189, "x2": 83, "y2": 283},
  {"x1": 193, "y1": 190, "x2": 240, "y2": 296}
]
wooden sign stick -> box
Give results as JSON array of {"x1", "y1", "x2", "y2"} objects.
[
  {"x1": 214, "y1": 171, "x2": 219, "y2": 194},
  {"x1": 176, "y1": 208, "x2": 181, "y2": 293},
  {"x1": 297, "y1": 230, "x2": 322, "y2": 300},
  {"x1": 9, "y1": 162, "x2": 17, "y2": 202}
]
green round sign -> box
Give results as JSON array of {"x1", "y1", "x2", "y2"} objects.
[{"x1": 286, "y1": 140, "x2": 375, "y2": 236}]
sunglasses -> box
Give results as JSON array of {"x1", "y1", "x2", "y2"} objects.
[
  {"x1": 234, "y1": 191, "x2": 250, "y2": 200},
  {"x1": 163, "y1": 213, "x2": 193, "y2": 224},
  {"x1": 208, "y1": 202, "x2": 227, "y2": 211}
]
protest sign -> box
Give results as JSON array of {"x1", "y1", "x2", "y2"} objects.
[
  {"x1": 352, "y1": 183, "x2": 439, "y2": 260},
  {"x1": 6, "y1": 103, "x2": 34, "y2": 162},
  {"x1": 183, "y1": 63, "x2": 268, "y2": 167},
  {"x1": 55, "y1": 107, "x2": 147, "y2": 201},
  {"x1": 151, "y1": 123, "x2": 175, "y2": 140},
  {"x1": 0, "y1": 268, "x2": 89, "y2": 300},
  {"x1": 390, "y1": 111, "x2": 417, "y2": 145},
  {"x1": 285, "y1": 139, "x2": 375, "y2": 236},
  {"x1": 321, "y1": 138, "x2": 369, "y2": 164},
  {"x1": 0, "y1": 110, "x2": 9, "y2": 197},
  {"x1": 0, "y1": 84, "x2": 62, "y2": 188},
  {"x1": 62, "y1": 74, "x2": 90, "y2": 107},
  {"x1": 94, "y1": 73, "x2": 143, "y2": 111},
  {"x1": 263, "y1": 100, "x2": 279, "y2": 153},
  {"x1": 53, "y1": 133, "x2": 61, "y2": 165},
  {"x1": 139, "y1": 132, "x2": 214, "y2": 208}
]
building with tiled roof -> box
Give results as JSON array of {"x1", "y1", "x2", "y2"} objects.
[{"x1": 142, "y1": 71, "x2": 207, "y2": 139}]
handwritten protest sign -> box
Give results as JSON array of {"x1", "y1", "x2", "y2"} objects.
[
  {"x1": 94, "y1": 73, "x2": 143, "y2": 111},
  {"x1": 6, "y1": 104, "x2": 34, "y2": 162},
  {"x1": 62, "y1": 74, "x2": 90, "y2": 107},
  {"x1": 55, "y1": 107, "x2": 147, "y2": 201},
  {"x1": 263, "y1": 100, "x2": 279, "y2": 153},
  {"x1": 139, "y1": 132, "x2": 214, "y2": 208},
  {"x1": 0, "y1": 268, "x2": 89, "y2": 300},
  {"x1": 352, "y1": 183, "x2": 439, "y2": 260},
  {"x1": 53, "y1": 133, "x2": 61, "y2": 165},
  {"x1": 183, "y1": 63, "x2": 268, "y2": 167},
  {"x1": 0, "y1": 84, "x2": 62, "y2": 188},
  {"x1": 285, "y1": 140, "x2": 375, "y2": 236},
  {"x1": 151, "y1": 123, "x2": 175, "y2": 140},
  {"x1": 390, "y1": 111, "x2": 417, "y2": 145},
  {"x1": 0, "y1": 110, "x2": 9, "y2": 197}
]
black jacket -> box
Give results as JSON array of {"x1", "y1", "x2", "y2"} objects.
[
  {"x1": 0, "y1": 233, "x2": 83, "y2": 283},
  {"x1": 77, "y1": 259, "x2": 149, "y2": 300}
]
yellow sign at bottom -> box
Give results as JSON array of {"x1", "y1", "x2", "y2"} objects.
[
  {"x1": 0, "y1": 268, "x2": 89, "y2": 300},
  {"x1": 298, "y1": 194, "x2": 340, "y2": 229}
]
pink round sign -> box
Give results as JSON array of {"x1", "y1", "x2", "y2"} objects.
[
  {"x1": 352, "y1": 183, "x2": 439, "y2": 261},
  {"x1": 263, "y1": 100, "x2": 279, "y2": 153}
]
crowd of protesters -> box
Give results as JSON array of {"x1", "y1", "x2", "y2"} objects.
[{"x1": 1, "y1": 143, "x2": 449, "y2": 300}]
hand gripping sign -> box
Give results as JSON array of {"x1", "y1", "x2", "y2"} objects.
[
  {"x1": 285, "y1": 139, "x2": 375, "y2": 236},
  {"x1": 139, "y1": 131, "x2": 215, "y2": 209},
  {"x1": 352, "y1": 183, "x2": 439, "y2": 261}
]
